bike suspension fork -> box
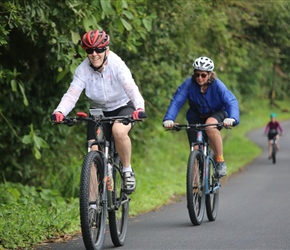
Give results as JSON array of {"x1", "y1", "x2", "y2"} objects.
[
  {"x1": 191, "y1": 131, "x2": 205, "y2": 152},
  {"x1": 197, "y1": 131, "x2": 210, "y2": 192}
]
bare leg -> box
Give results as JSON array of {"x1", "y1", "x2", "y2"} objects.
[
  {"x1": 268, "y1": 140, "x2": 272, "y2": 157},
  {"x1": 276, "y1": 135, "x2": 280, "y2": 151},
  {"x1": 112, "y1": 122, "x2": 132, "y2": 169},
  {"x1": 205, "y1": 117, "x2": 223, "y2": 159}
]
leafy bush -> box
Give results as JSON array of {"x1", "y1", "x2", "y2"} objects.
[{"x1": 0, "y1": 182, "x2": 79, "y2": 249}]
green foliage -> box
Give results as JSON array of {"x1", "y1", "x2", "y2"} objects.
[
  {"x1": 0, "y1": 2, "x2": 290, "y2": 246},
  {"x1": 1, "y1": 98, "x2": 289, "y2": 249},
  {"x1": 0, "y1": 0, "x2": 155, "y2": 184},
  {"x1": 0, "y1": 182, "x2": 79, "y2": 249},
  {"x1": 22, "y1": 124, "x2": 49, "y2": 160}
]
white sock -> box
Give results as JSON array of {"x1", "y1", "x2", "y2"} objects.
[
  {"x1": 90, "y1": 204, "x2": 97, "y2": 209},
  {"x1": 122, "y1": 165, "x2": 132, "y2": 173}
]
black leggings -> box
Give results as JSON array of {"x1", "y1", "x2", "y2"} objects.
[{"x1": 268, "y1": 131, "x2": 278, "y2": 140}]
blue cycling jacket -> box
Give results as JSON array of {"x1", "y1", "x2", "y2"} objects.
[{"x1": 163, "y1": 76, "x2": 240, "y2": 125}]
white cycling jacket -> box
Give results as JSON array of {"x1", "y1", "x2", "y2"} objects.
[{"x1": 54, "y1": 51, "x2": 145, "y2": 116}]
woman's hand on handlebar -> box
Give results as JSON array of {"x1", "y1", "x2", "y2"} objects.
[
  {"x1": 163, "y1": 120, "x2": 174, "y2": 128},
  {"x1": 132, "y1": 108, "x2": 147, "y2": 120},
  {"x1": 51, "y1": 112, "x2": 64, "y2": 122},
  {"x1": 223, "y1": 118, "x2": 235, "y2": 127}
]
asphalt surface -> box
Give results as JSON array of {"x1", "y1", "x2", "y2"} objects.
[{"x1": 36, "y1": 120, "x2": 290, "y2": 250}]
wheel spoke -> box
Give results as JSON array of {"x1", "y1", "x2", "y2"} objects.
[
  {"x1": 109, "y1": 155, "x2": 129, "y2": 246},
  {"x1": 187, "y1": 150, "x2": 205, "y2": 225},
  {"x1": 80, "y1": 152, "x2": 107, "y2": 250},
  {"x1": 206, "y1": 157, "x2": 219, "y2": 221}
]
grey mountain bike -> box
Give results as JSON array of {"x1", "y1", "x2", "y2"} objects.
[
  {"x1": 52, "y1": 109, "x2": 146, "y2": 250},
  {"x1": 271, "y1": 136, "x2": 277, "y2": 164},
  {"x1": 169, "y1": 123, "x2": 227, "y2": 225},
  {"x1": 270, "y1": 133, "x2": 284, "y2": 164}
]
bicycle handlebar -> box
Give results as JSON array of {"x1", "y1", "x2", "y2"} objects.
[
  {"x1": 167, "y1": 122, "x2": 228, "y2": 131},
  {"x1": 51, "y1": 111, "x2": 146, "y2": 127}
]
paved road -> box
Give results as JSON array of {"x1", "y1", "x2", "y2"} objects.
[{"x1": 37, "y1": 121, "x2": 290, "y2": 250}]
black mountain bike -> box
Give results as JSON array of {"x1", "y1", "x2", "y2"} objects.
[
  {"x1": 271, "y1": 136, "x2": 277, "y2": 164},
  {"x1": 270, "y1": 133, "x2": 284, "y2": 164},
  {"x1": 169, "y1": 123, "x2": 227, "y2": 225},
  {"x1": 52, "y1": 109, "x2": 146, "y2": 250},
  {"x1": 268, "y1": 132, "x2": 284, "y2": 164}
]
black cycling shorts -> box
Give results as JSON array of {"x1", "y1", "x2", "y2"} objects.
[
  {"x1": 186, "y1": 110, "x2": 227, "y2": 148},
  {"x1": 268, "y1": 130, "x2": 278, "y2": 140},
  {"x1": 87, "y1": 101, "x2": 135, "y2": 141}
]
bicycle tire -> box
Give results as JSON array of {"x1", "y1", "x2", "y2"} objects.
[
  {"x1": 272, "y1": 141, "x2": 276, "y2": 164},
  {"x1": 186, "y1": 150, "x2": 205, "y2": 225},
  {"x1": 108, "y1": 155, "x2": 129, "y2": 246},
  {"x1": 206, "y1": 156, "x2": 219, "y2": 221},
  {"x1": 80, "y1": 151, "x2": 107, "y2": 250}
]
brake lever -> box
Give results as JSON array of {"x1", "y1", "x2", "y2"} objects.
[
  {"x1": 138, "y1": 111, "x2": 147, "y2": 119},
  {"x1": 65, "y1": 120, "x2": 75, "y2": 127},
  {"x1": 121, "y1": 120, "x2": 130, "y2": 125}
]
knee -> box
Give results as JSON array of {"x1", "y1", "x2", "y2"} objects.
[
  {"x1": 112, "y1": 127, "x2": 128, "y2": 140},
  {"x1": 206, "y1": 127, "x2": 219, "y2": 137}
]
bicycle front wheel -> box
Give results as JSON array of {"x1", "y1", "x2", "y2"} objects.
[
  {"x1": 272, "y1": 141, "x2": 276, "y2": 164},
  {"x1": 186, "y1": 150, "x2": 205, "y2": 225},
  {"x1": 206, "y1": 157, "x2": 219, "y2": 221},
  {"x1": 108, "y1": 155, "x2": 129, "y2": 246},
  {"x1": 80, "y1": 151, "x2": 107, "y2": 250}
]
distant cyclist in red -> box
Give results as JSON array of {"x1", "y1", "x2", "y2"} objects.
[{"x1": 264, "y1": 113, "x2": 283, "y2": 159}]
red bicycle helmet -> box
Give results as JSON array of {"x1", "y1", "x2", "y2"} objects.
[{"x1": 81, "y1": 30, "x2": 110, "y2": 49}]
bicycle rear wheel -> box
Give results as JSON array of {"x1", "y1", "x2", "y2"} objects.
[
  {"x1": 186, "y1": 150, "x2": 205, "y2": 225},
  {"x1": 206, "y1": 157, "x2": 219, "y2": 221},
  {"x1": 272, "y1": 141, "x2": 276, "y2": 164},
  {"x1": 108, "y1": 155, "x2": 129, "y2": 246},
  {"x1": 80, "y1": 151, "x2": 107, "y2": 250}
]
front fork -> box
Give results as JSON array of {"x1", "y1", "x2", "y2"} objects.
[
  {"x1": 198, "y1": 133, "x2": 219, "y2": 194},
  {"x1": 191, "y1": 131, "x2": 209, "y2": 194},
  {"x1": 103, "y1": 141, "x2": 115, "y2": 209},
  {"x1": 87, "y1": 140, "x2": 112, "y2": 208},
  {"x1": 191, "y1": 130, "x2": 220, "y2": 195},
  {"x1": 203, "y1": 143, "x2": 211, "y2": 195}
]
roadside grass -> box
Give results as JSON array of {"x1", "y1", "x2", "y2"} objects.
[
  {"x1": 0, "y1": 98, "x2": 289, "y2": 249},
  {"x1": 0, "y1": 183, "x2": 80, "y2": 250}
]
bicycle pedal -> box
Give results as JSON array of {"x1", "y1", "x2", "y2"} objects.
[{"x1": 213, "y1": 173, "x2": 219, "y2": 178}]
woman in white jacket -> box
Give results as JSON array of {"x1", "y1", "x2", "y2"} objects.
[{"x1": 51, "y1": 29, "x2": 146, "y2": 194}]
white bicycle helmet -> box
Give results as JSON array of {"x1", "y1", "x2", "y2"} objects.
[{"x1": 193, "y1": 57, "x2": 214, "y2": 71}]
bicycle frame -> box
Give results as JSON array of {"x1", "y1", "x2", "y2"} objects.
[
  {"x1": 86, "y1": 116, "x2": 130, "y2": 210},
  {"x1": 191, "y1": 130, "x2": 220, "y2": 196},
  {"x1": 205, "y1": 153, "x2": 220, "y2": 194},
  {"x1": 85, "y1": 119, "x2": 112, "y2": 209},
  {"x1": 167, "y1": 122, "x2": 226, "y2": 225},
  {"x1": 271, "y1": 136, "x2": 277, "y2": 164},
  {"x1": 52, "y1": 110, "x2": 146, "y2": 249}
]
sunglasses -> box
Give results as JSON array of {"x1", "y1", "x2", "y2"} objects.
[
  {"x1": 195, "y1": 73, "x2": 208, "y2": 78},
  {"x1": 86, "y1": 47, "x2": 107, "y2": 54}
]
